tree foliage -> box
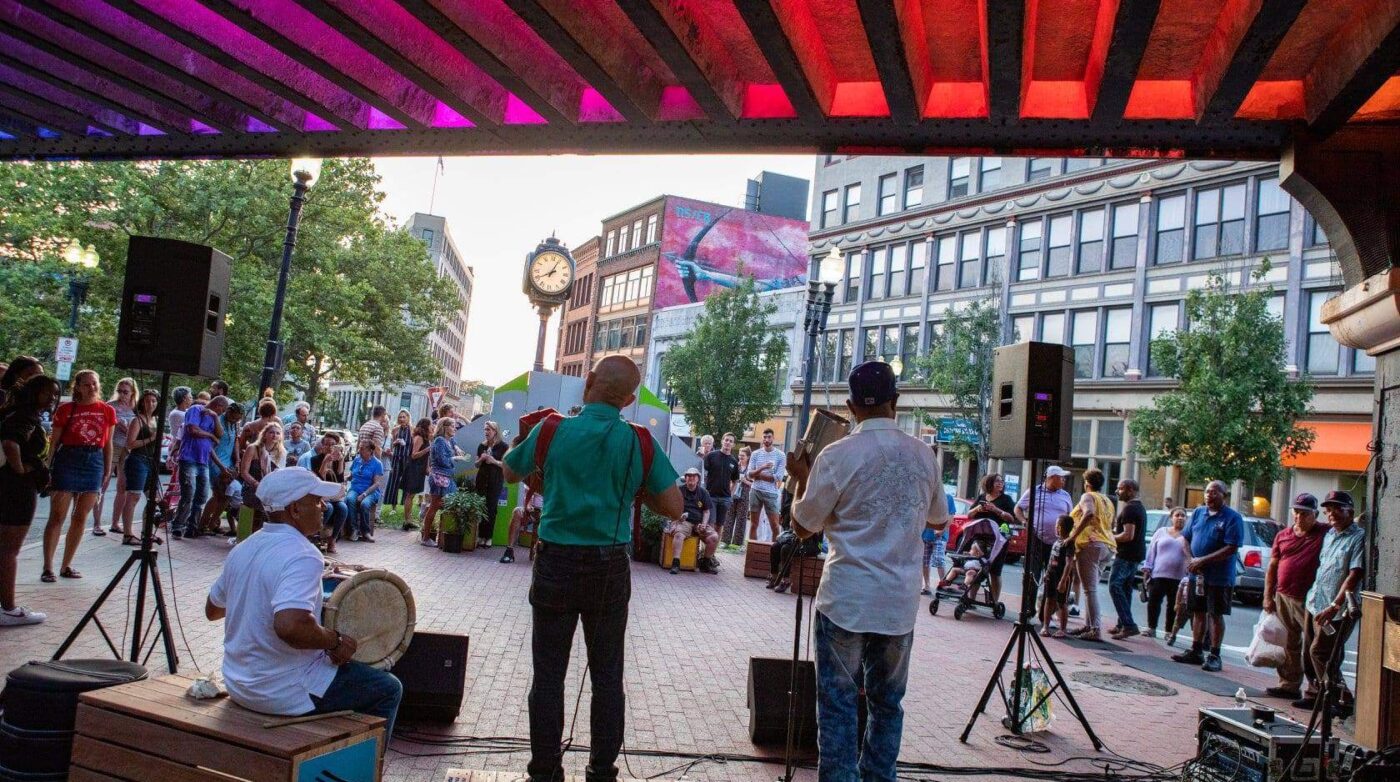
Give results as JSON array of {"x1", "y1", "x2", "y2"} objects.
[
  {"x1": 914, "y1": 292, "x2": 1002, "y2": 467},
  {"x1": 661, "y1": 278, "x2": 788, "y2": 440},
  {"x1": 1129, "y1": 266, "x2": 1314, "y2": 489},
  {"x1": 0, "y1": 159, "x2": 456, "y2": 408}
]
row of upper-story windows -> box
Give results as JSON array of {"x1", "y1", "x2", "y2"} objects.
[
  {"x1": 831, "y1": 174, "x2": 1307, "y2": 302},
  {"x1": 604, "y1": 213, "x2": 660, "y2": 258},
  {"x1": 593, "y1": 313, "x2": 649, "y2": 354},
  {"x1": 568, "y1": 272, "x2": 594, "y2": 309},
  {"x1": 819, "y1": 157, "x2": 1112, "y2": 229},
  {"x1": 561, "y1": 319, "x2": 590, "y2": 357},
  {"x1": 599, "y1": 266, "x2": 654, "y2": 311}
]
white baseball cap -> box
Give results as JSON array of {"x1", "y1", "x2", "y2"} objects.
[
  {"x1": 1045, "y1": 465, "x2": 1070, "y2": 478},
  {"x1": 255, "y1": 467, "x2": 345, "y2": 512}
]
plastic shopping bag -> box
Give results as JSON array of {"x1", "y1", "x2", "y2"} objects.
[
  {"x1": 1245, "y1": 611, "x2": 1288, "y2": 668},
  {"x1": 1014, "y1": 666, "x2": 1054, "y2": 733}
]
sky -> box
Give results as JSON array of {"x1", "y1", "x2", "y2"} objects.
[{"x1": 371, "y1": 154, "x2": 815, "y2": 388}]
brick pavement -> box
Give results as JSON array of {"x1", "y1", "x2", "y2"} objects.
[{"x1": 1, "y1": 525, "x2": 1352, "y2": 781}]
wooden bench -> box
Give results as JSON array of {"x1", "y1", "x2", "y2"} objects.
[
  {"x1": 70, "y1": 674, "x2": 384, "y2": 782},
  {"x1": 791, "y1": 554, "x2": 825, "y2": 596},
  {"x1": 743, "y1": 539, "x2": 772, "y2": 578}
]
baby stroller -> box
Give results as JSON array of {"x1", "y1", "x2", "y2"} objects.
[{"x1": 929, "y1": 517, "x2": 1007, "y2": 620}]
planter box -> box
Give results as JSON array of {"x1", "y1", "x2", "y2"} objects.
[
  {"x1": 743, "y1": 540, "x2": 772, "y2": 579},
  {"x1": 441, "y1": 533, "x2": 464, "y2": 554}
]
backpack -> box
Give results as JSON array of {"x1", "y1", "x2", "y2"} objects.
[{"x1": 526, "y1": 413, "x2": 654, "y2": 497}]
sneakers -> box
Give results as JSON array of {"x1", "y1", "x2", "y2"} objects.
[
  {"x1": 1201, "y1": 653, "x2": 1223, "y2": 673},
  {"x1": 1266, "y1": 686, "x2": 1302, "y2": 700},
  {"x1": 1172, "y1": 649, "x2": 1205, "y2": 665},
  {"x1": 699, "y1": 557, "x2": 719, "y2": 574},
  {"x1": 0, "y1": 606, "x2": 46, "y2": 626},
  {"x1": 499, "y1": 547, "x2": 515, "y2": 564},
  {"x1": 669, "y1": 559, "x2": 681, "y2": 575},
  {"x1": 420, "y1": 538, "x2": 438, "y2": 547},
  {"x1": 1110, "y1": 626, "x2": 1141, "y2": 640},
  {"x1": 1292, "y1": 695, "x2": 1319, "y2": 710}
]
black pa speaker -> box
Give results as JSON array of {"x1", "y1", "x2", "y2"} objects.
[
  {"x1": 748, "y1": 657, "x2": 817, "y2": 750},
  {"x1": 115, "y1": 236, "x2": 230, "y2": 378},
  {"x1": 989, "y1": 341, "x2": 1074, "y2": 461},
  {"x1": 389, "y1": 631, "x2": 469, "y2": 724}
]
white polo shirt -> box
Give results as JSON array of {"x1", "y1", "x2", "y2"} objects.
[
  {"x1": 208, "y1": 522, "x2": 337, "y2": 715},
  {"x1": 792, "y1": 418, "x2": 947, "y2": 635}
]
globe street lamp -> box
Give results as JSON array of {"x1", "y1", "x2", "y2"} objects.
[
  {"x1": 61, "y1": 240, "x2": 99, "y2": 333},
  {"x1": 258, "y1": 157, "x2": 320, "y2": 396},
  {"x1": 796, "y1": 246, "x2": 843, "y2": 437}
]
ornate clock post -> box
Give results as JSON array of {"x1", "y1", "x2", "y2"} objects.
[{"x1": 522, "y1": 236, "x2": 576, "y2": 373}]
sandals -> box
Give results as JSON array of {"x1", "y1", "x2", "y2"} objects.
[
  {"x1": 1051, "y1": 630, "x2": 1067, "y2": 638},
  {"x1": 122, "y1": 536, "x2": 140, "y2": 546},
  {"x1": 91, "y1": 527, "x2": 106, "y2": 537},
  {"x1": 60, "y1": 567, "x2": 83, "y2": 579},
  {"x1": 108, "y1": 525, "x2": 121, "y2": 534},
  {"x1": 40, "y1": 571, "x2": 56, "y2": 583}
]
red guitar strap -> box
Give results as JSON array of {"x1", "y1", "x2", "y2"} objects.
[{"x1": 532, "y1": 414, "x2": 654, "y2": 488}]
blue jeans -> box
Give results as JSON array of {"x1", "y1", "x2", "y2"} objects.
[
  {"x1": 176, "y1": 460, "x2": 209, "y2": 535},
  {"x1": 814, "y1": 611, "x2": 912, "y2": 782},
  {"x1": 347, "y1": 489, "x2": 380, "y2": 537},
  {"x1": 1109, "y1": 557, "x2": 1142, "y2": 631},
  {"x1": 323, "y1": 499, "x2": 349, "y2": 539},
  {"x1": 308, "y1": 661, "x2": 402, "y2": 743}
]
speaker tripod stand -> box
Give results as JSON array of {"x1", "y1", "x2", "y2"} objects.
[
  {"x1": 960, "y1": 458, "x2": 1101, "y2": 749},
  {"x1": 53, "y1": 372, "x2": 178, "y2": 674}
]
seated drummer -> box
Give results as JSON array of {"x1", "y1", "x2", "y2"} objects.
[{"x1": 205, "y1": 467, "x2": 402, "y2": 740}]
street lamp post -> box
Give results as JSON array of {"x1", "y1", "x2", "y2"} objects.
[
  {"x1": 61, "y1": 240, "x2": 99, "y2": 334},
  {"x1": 259, "y1": 157, "x2": 321, "y2": 396},
  {"x1": 796, "y1": 247, "x2": 843, "y2": 438}
]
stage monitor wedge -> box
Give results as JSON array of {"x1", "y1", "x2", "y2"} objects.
[
  {"x1": 990, "y1": 341, "x2": 1074, "y2": 461},
  {"x1": 115, "y1": 236, "x2": 230, "y2": 378}
]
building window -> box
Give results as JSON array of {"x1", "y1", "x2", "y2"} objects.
[
  {"x1": 888, "y1": 243, "x2": 908, "y2": 297},
  {"x1": 1097, "y1": 419, "x2": 1124, "y2": 455},
  {"x1": 843, "y1": 252, "x2": 862, "y2": 303},
  {"x1": 631, "y1": 219, "x2": 644, "y2": 250},
  {"x1": 1306, "y1": 291, "x2": 1338, "y2": 375},
  {"x1": 1017, "y1": 219, "x2": 1043, "y2": 281},
  {"x1": 1077, "y1": 209, "x2": 1105, "y2": 274},
  {"x1": 604, "y1": 231, "x2": 615, "y2": 257},
  {"x1": 984, "y1": 226, "x2": 1006, "y2": 285},
  {"x1": 1066, "y1": 158, "x2": 1100, "y2": 172},
  {"x1": 878, "y1": 173, "x2": 898, "y2": 215},
  {"x1": 843, "y1": 183, "x2": 861, "y2": 223},
  {"x1": 901, "y1": 324, "x2": 920, "y2": 378},
  {"x1": 909, "y1": 240, "x2": 927, "y2": 294},
  {"x1": 1046, "y1": 215, "x2": 1072, "y2": 277},
  {"x1": 646, "y1": 214, "x2": 658, "y2": 244},
  {"x1": 1072, "y1": 310, "x2": 1097, "y2": 378},
  {"x1": 1307, "y1": 216, "x2": 1328, "y2": 247},
  {"x1": 949, "y1": 158, "x2": 971, "y2": 198},
  {"x1": 1028, "y1": 158, "x2": 1056, "y2": 181},
  {"x1": 980, "y1": 157, "x2": 1002, "y2": 191},
  {"x1": 869, "y1": 248, "x2": 886, "y2": 300},
  {"x1": 1041, "y1": 311, "x2": 1065, "y2": 344},
  {"x1": 1071, "y1": 419, "x2": 1092, "y2": 454},
  {"x1": 958, "y1": 231, "x2": 981, "y2": 289},
  {"x1": 821, "y1": 189, "x2": 839, "y2": 228},
  {"x1": 1154, "y1": 194, "x2": 1186, "y2": 264},
  {"x1": 820, "y1": 331, "x2": 839, "y2": 382},
  {"x1": 904, "y1": 166, "x2": 924, "y2": 208},
  {"x1": 839, "y1": 330, "x2": 855, "y2": 379},
  {"x1": 421, "y1": 228, "x2": 434, "y2": 246},
  {"x1": 1193, "y1": 182, "x2": 1247, "y2": 259},
  {"x1": 935, "y1": 235, "x2": 957, "y2": 292},
  {"x1": 881, "y1": 325, "x2": 900, "y2": 364},
  {"x1": 1110, "y1": 203, "x2": 1139, "y2": 270},
  {"x1": 862, "y1": 327, "x2": 879, "y2": 365},
  {"x1": 1355, "y1": 348, "x2": 1376, "y2": 374},
  {"x1": 618, "y1": 223, "x2": 630, "y2": 252},
  {"x1": 1102, "y1": 308, "x2": 1131, "y2": 378},
  {"x1": 1011, "y1": 315, "x2": 1034, "y2": 342},
  {"x1": 1146, "y1": 302, "x2": 1178, "y2": 377},
  {"x1": 1256, "y1": 177, "x2": 1291, "y2": 253}
]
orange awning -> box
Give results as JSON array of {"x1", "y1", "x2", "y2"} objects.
[{"x1": 1283, "y1": 422, "x2": 1372, "y2": 472}]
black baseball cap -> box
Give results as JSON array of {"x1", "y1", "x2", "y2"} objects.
[
  {"x1": 849, "y1": 361, "x2": 898, "y2": 406},
  {"x1": 1320, "y1": 490, "x2": 1354, "y2": 509}
]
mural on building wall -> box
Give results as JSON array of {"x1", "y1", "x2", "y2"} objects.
[{"x1": 656, "y1": 196, "x2": 809, "y2": 310}]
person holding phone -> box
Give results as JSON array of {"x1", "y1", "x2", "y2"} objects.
[{"x1": 968, "y1": 473, "x2": 1016, "y2": 603}]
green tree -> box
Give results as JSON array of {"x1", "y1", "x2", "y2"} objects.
[
  {"x1": 1129, "y1": 266, "x2": 1314, "y2": 495},
  {"x1": 914, "y1": 292, "x2": 1003, "y2": 468},
  {"x1": 0, "y1": 159, "x2": 456, "y2": 408},
  {"x1": 661, "y1": 278, "x2": 788, "y2": 440}
]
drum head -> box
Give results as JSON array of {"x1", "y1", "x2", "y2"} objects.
[{"x1": 322, "y1": 569, "x2": 416, "y2": 670}]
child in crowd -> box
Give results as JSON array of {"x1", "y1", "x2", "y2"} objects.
[
  {"x1": 1040, "y1": 514, "x2": 1075, "y2": 638},
  {"x1": 939, "y1": 540, "x2": 986, "y2": 589}
]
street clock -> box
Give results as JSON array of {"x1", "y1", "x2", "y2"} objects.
[{"x1": 522, "y1": 236, "x2": 576, "y2": 372}]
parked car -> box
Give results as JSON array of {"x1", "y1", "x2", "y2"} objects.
[
  {"x1": 1233, "y1": 516, "x2": 1280, "y2": 604},
  {"x1": 945, "y1": 498, "x2": 973, "y2": 549}
]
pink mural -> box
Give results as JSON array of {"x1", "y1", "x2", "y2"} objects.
[{"x1": 655, "y1": 196, "x2": 810, "y2": 310}]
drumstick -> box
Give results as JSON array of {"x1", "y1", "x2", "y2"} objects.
[{"x1": 262, "y1": 710, "x2": 355, "y2": 728}]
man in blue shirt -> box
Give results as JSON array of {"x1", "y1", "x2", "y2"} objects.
[
  {"x1": 1297, "y1": 490, "x2": 1365, "y2": 716},
  {"x1": 347, "y1": 444, "x2": 385, "y2": 543},
  {"x1": 1173, "y1": 480, "x2": 1244, "y2": 672},
  {"x1": 175, "y1": 396, "x2": 228, "y2": 540}
]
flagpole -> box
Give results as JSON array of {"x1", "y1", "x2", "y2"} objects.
[{"x1": 429, "y1": 156, "x2": 444, "y2": 214}]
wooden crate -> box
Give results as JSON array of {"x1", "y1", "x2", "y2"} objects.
[
  {"x1": 72, "y1": 674, "x2": 384, "y2": 782},
  {"x1": 743, "y1": 540, "x2": 772, "y2": 579},
  {"x1": 791, "y1": 555, "x2": 825, "y2": 596}
]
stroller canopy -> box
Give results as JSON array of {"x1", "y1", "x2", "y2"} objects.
[{"x1": 958, "y1": 517, "x2": 1007, "y2": 565}]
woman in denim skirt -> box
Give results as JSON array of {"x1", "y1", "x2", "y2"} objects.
[{"x1": 42, "y1": 370, "x2": 116, "y2": 582}]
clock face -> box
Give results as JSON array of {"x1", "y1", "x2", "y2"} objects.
[{"x1": 529, "y1": 250, "x2": 573, "y2": 295}]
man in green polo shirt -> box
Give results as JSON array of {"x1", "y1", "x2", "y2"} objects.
[{"x1": 503, "y1": 356, "x2": 681, "y2": 782}]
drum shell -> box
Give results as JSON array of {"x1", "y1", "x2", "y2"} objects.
[
  {"x1": 322, "y1": 568, "x2": 416, "y2": 670},
  {"x1": 1, "y1": 660, "x2": 147, "y2": 731},
  {"x1": 0, "y1": 718, "x2": 71, "y2": 774}
]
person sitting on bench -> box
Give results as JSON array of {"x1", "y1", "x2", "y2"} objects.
[
  {"x1": 500, "y1": 484, "x2": 543, "y2": 563},
  {"x1": 205, "y1": 467, "x2": 402, "y2": 739},
  {"x1": 669, "y1": 467, "x2": 719, "y2": 575}
]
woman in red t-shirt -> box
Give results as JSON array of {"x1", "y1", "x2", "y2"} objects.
[{"x1": 41, "y1": 369, "x2": 116, "y2": 582}]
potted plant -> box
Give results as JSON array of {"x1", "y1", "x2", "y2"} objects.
[
  {"x1": 439, "y1": 491, "x2": 486, "y2": 554},
  {"x1": 636, "y1": 506, "x2": 667, "y2": 563}
]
